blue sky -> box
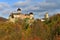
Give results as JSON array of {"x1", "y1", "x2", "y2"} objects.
[{"x1": 0, "y1": 0, "x2": 60, "y2": 19}]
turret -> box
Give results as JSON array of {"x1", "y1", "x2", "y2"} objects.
[
  {"x1": 45, "y1": 12, "x2": 49, "y2": 19},
  {"x1": 44, "y1": 12, "x2": 49, "y2": 21},
  {"x1": 17, "y1": 8, "x2": 21, "y2": 13},
  {"x1": 29, "y1": 12, "x2": 34, "y2": 19}
]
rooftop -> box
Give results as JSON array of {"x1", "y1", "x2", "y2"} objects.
[{"x1": 17, "y1": 8, "x2": 21, "y2": 11}]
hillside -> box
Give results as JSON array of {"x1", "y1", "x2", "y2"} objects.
[
  {"x1": 0, "y1": 17, "x2": 8, "y2": 22},
  {"x1": 0, "y1": 14, "x2": 60, "y2": 40}
]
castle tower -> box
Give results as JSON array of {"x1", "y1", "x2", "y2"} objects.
[
  {"x1": 29, "y1": 12, "x2": 34, "y2": 19},
  {"x1": 17, "y1": 8, "x2": 21, "y2": 13},
  {"x1": 45, "y1": 12, "x2": 49, "y2": 19}
]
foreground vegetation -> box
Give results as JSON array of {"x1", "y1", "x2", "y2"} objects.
[{"x1": 0, "y1": 14, "x2": 60, "y2": 40}]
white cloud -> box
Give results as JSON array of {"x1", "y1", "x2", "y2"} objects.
[
  {"x1": 14, "y1": 1, "x2": 27, "y2": 7},
  {"x1": 13, "y1": 0, "x2": 31, "y2": 8},
  {"x1": 0, "y1": 2, "x2": 10, "y2": 11},
  {"x1": 46, "y1": 0, "x2": 60, "y2": 3},
  {"x1": 2, "y1": 9, "x2": 11, "y2": 15},
  {"x1": 13, "y1": 0, "x2": 60, "y2": 12}
]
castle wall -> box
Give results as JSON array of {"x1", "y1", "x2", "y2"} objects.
[{"x1": 9, "y1": 17, "x2": 15, "y2": 22}]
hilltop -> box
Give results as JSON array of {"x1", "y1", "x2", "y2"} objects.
[
  {"x1": 0, "y1": 17, "x2": 8, "y2": 22},
  {"x1": 0, "y1": 14, "x2": 60, "y2": 40}
]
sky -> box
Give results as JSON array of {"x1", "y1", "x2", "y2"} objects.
[{"x1": 0, "y1": 0, "x2": 60, "y2": 19}]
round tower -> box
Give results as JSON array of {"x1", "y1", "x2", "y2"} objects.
[
  {"x1": 45, "y1": 12, "x2": 49, "y2": 19},
  {"x1": 29, "y1": 12, "x2": 34, "y2": 19}
]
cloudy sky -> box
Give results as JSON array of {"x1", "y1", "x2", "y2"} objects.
[{"x1": 0, "y1": 0, "x2": 60, "y2": 19}]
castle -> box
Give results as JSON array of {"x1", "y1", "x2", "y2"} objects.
[
  {"x1": 9, "y1": 8, "x2": 49, "y2": 22},
  {"x1": 9, "y1": 8, "x2": 34, "y2": 22}
]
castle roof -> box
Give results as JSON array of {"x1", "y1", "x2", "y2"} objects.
[
  {"x1": 29, "y1": 12, "x2": 33, "y2": 15},
  {"x1": 17, "y1": 8, "x2": 21, "y2": 11}
]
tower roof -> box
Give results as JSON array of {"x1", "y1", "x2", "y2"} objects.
[
  {"x1": 29, "y1": 12, "x2": 33, "y2": 15},
  {"x1": 17, "y1": 8, "x2": 21, "y2": 11}
]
